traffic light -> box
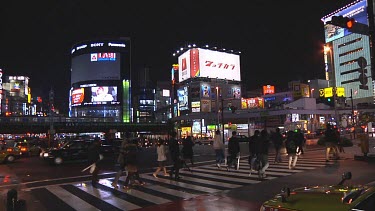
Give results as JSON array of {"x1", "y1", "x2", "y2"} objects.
[
  {"x1": 230, "y1": 106, "x2": 236, "y2": 113},
  {"x1": 327, "y1": 16, "x2": 368, "y2": 35},
  {"x1": 329, "y1": 15, "x2": 355, "y2": 29},
  {"x1": 326, "y1": 97, "x2": 334, "y2": 107}
]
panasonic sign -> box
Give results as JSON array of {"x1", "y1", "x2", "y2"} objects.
[{"x1": 108, "y1": 42, "x2": 126, "y2": 48}]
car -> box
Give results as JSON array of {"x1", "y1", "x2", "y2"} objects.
[
  {"x1": 14, "y1": 141, "x2": 42, "y2": 156},
  {"x1": 0, "y1": 143, "x2": 21, "y2": 163},
  {"x1": 43, "y1": 139, "x2": 112, "y2": 165},
  {"x1": 260, "y1": 172, "x2": 375, "y2": 211},
  {"x1": 195, "y1": 137, "x2": 213, "y2": 145},
  {"x1": 236, "y1": 135, "x2": 249, "y2": 142}
]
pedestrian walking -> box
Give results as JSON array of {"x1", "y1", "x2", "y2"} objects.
[
  {"x1": 123, "y1": 138, "x2": 145, "y2": 189},
  {"x1": 324, "y1": 124, "x2": 340, "y2": 161},
  {"x1": 168, "y1": 131, "x2": 182, "y2": 180},
  {"x1": 295, "y1": 129, "x2": 306, "y2": 155},
  {"x1": 153, "y1": 139, "x2": 170, "y2": 178},
  {"x1": 248, "y1": 130, "x2": 260, "y2": 173},
  {"x1": 213, "y1": 130, "x2": 225, "y2": 168},
  {"x1": 111, "y1": 133, "x2": 130, "y2": 189},
  {"x1": 87, "y1": 139, "x2": 103, "y2": 187},
  {"x1": 182, "y1": 136, "x2": 195, "y2": 167},
  {"x1": 271, "y1": 128, "x2": 284, "y2": 163},
  {"x1": 257, "y1": 130, "x2": 270, "y2": 178},
  {"x1": 227, "y1": 131, "x2": 240, "y2": 171},
  {"x1": 285, "y1": 130, "x2": 298, "y2": 169}
]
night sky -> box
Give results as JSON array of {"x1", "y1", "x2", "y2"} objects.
[{"x1": 0, "y1": 0, "x2": 355, "y2": 113}]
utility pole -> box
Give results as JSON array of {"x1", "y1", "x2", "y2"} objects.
[
  {"x1": 350, "y1": 89, "x2": 356, "y2": 139},
  {"x1": 48, "y1": 88, "x2": 55, "y2": 148}
]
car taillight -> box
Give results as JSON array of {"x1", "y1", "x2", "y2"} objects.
[
  {"x1": 6, "y1": 148, "x2": 13, "y2": 152},
  {"x1": 21, "y1": 147, "x2": 27, "y2": 151}
]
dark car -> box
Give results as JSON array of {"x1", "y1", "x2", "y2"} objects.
[
  {"x1": 43, "y1": 140, "x2": 112, "y2": 165},
  {"x1": 237, "y1": 135, "x2": 249, "y2": 142}
]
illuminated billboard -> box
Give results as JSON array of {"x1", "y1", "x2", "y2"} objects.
[
  {"x1": 71, "y1": 88, "x2": 85, "y2": 105},
  {"x1": 263, "y1": 85, "x2": 275, "y2": 95},
  {"x1": 319, "y1": 87, "x2": 345, "y2": 98},
  {"x1": 201, "y1": 84, "x2": 211, "y2": 98},
  {"x1": 71, "y1": 52, "x2": 121, "y2": 84},
  {"x1": 178, "y1": 87, "x2": 188, "y2": 111},
  {"x1": 70, "y1": 85, "x2": 120, "y2": 107},
  {"x1": 321, "y1": 0, "x2": 368, "y2": 43},
  {"x1": 241, "y1": 98, "x2": 264, "y2": 109},
  {"x1": 91, "y1": 86, "x2": 117, "y2": 102},
  {"x1": 178, "y1": 48, "x2": 241, "y2": 82}
]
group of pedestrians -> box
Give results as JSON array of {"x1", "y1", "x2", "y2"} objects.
[
  {"x1": 111, "y1": 132, "x2": 145, "y2": 189},
  {"x1": 87, "y1": 127, "x2": 310, "y2": 188}
]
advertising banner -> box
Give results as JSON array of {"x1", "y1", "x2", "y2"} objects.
[
  {"x1": 201, "y1": 85, "x2": 211, "y2": 98},
  {"x1": 71, "y1": 88, "x2": 85, "y2": 105},
  {"x1": 263, "y1": 85, "x2": 275, "y2": 95},
  {"x1": 242, "y1": 98, "x2": 264, "y2": 109},
  {"x1": 178, "y1": 48, "x2": 241, "y2": 82},
  {"x1": 191, "y1": 101, "x2": 200, "y2": 113},
  {"x1": 91, "y1": 86, "x2": 117, "y2": 102},
  {"x1": 201, "y1": 99, "x2": 211, "y2": 112},
  {"x1": 178, "y1": 87, "x2": 188, "y2": 111},
  {"x1": 192, "y1": 120, "x2": 201, "y2": 134}
]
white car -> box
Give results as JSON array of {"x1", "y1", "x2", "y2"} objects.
[{"x1": 195, "y1": 137, "x2": 213, "y2": 145}]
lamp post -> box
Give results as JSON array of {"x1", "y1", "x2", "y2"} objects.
[
  {"x1": 310, "y1": 88, "x2": 315, "y2": 98},
  {"x1": 324, "y1": 45, "x2": 339, "y2": 127}
]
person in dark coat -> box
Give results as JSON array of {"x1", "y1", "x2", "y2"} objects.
[
  {"x1": 87, "y1": 139, "x2": 102, "y2": 186},
  {"x1": 271, "y1": 128, "x2": 284, "y2": 163},
  {"x1": 285, "y1": 130, "x2": 298, "y2": 169},
  {"x1": 248, "y1": 130, "x2": 260, "y2": 172},
  {"x1": 182, "y1": 136, "x2": 195, "y2": 166},
  {"x1": 168, "y1": 131, "x2": 182, "y2": 180},
  {"x1": 227, "y1": 131, "x2": 240, "y2": 171},
  {"x1": 295, "y1": 129, "x2": 305, "y2": 155},
  {"x1": 257, "y1": 130, "x2": 270, "y2": 178}
]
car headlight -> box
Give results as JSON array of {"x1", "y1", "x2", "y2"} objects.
[{"x1": 43, "y1": 152, "x2": 49, "y2": 157}]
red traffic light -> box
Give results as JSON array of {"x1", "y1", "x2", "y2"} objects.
[{"x1": 346, "y1": 18, "x2": 355, "y2": 28}]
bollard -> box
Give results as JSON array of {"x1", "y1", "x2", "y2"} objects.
[{"x1": 6, "y1": 189, "x2": 17, "y2": 211}]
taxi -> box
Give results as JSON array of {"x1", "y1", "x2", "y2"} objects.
[
  {"x1": 260, "y1": 172, "x2": 375, "y2": 211},
  {"x1": 0, "y1": 144, "x2": 21, "y2": 163}
]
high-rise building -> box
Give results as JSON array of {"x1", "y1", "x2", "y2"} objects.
[
  {"x1": 69, "y1": 38, "x2": 132, "y2": 122},
  {"x1": 321, "y1": 0, "x2": 374, "y2": 105}
]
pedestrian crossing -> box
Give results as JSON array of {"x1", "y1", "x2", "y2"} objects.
[{"x1": 27, "y1": 149, "x2": 335, "y2": 211}]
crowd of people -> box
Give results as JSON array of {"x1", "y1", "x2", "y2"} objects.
[{"x1": 86, "y1": 124, "x2": 341, "y2": 189}]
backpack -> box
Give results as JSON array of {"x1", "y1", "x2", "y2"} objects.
[{"x1": 286, "y1": 138, "x2": 297, "y2": 153}]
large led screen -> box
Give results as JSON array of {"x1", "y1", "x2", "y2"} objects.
[
  {"x1": 178, "y1": 48, "x2": 241, "y2": 82},
  {"x1": 71, "y1": 53, "x2": 121, "y2": 84},
  {"x1": 91, "y1": 86, "x2": 118, "y2": 102},
  {"x1": 71, "y1": 88, "x2": 85, "y2": 106},
  {"x1": 178, "y1": 87, "x2": 188, "y2": 111},
  {"x1": 70, "y1": 86, "x2": 120, "y2": 107},
  {"x1": 322, "y1": 0, "x2": 368, "y2": 43}
]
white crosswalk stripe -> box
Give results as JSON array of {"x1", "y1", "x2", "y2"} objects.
[{"x1": 28, "y1": 148, "x2": 334, "y2": 210}]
